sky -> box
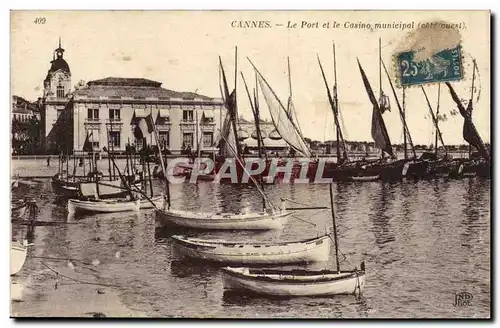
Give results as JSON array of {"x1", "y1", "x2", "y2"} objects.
[{"x1": 10, "y1": 10, "x2": 490, "y2": 145}]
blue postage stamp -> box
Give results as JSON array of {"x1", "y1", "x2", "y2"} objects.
[{"x1": 396, "y1": 45, "x2": 463, "y2": 86}]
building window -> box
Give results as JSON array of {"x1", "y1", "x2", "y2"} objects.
[
  {"x1": 87, "y1": 108, "x2": 99, "y2": 121},
  {"x1": 158, "y1": 131, "x2": 170, "y2": 148},
  {"x1": 57, "y1": 109, "x2": 63, "y2": 119},
  {"x1": 182, "y1": 110, "x2": 194, "y2": 122},
  {"x1": 203, "y1": 132, "x2": 213, "y2": 147},
  {"x1": 109, "y1": 131, "x2": 120, "y2": 148},
  {"x1": 183, "y1": 133, "x2": 194, "y2": 147},
  {"x1": 109, "y1": 108, "x2": 120, "y2": 121},
  {"x1": 57, "y1": 84, "x2": 65, "y2": 98}
]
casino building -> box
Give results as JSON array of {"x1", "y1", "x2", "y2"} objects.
[{"x1": 40, "y1": 40, "x2": 225, "y2": 154}]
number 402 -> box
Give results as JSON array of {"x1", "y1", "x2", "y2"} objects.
[{"x1": 33, "y1": 17, "x2": 46, "y2": 24}]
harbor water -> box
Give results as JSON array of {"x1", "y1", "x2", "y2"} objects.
[{"x1": 10, "y1": 174, "x2": 490, "y2": 318}]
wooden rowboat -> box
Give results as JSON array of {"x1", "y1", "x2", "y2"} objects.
[
  {"x1": 156, "y1": 208, "x2": 291, "y2": 230},
  {"x1": 222, "y1": 265, "x2": 365, "y2": 296},
  {"x1": 67, "y1": 198, "x2": 140, "y2": 214},
  {"x1": 11, "y1": 242, "x2": 28, "y2": 276},
  {"x1": 171, "y1": 234, "x2": 330, "y2": 264}
]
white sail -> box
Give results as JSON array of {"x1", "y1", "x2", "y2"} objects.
[{"x1": 255, "y1": 71, "x2": 312, "y2": 158}]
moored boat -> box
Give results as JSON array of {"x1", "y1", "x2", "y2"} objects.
[
  {"x1": 140, "y1": 194, "x2": 165, "y2": 209},
  {"x1": 222, "y1": 265, "x2": 365, "y2": 296},
  {"x1": 155, "y1": 205, "x2": 291, "y2": 230},
  {"x1": 67, "y1": 198, "x2": 140, "y2": 214},
  {"x1": 11, "y1": 241, "x2": 28, "y2": 276},
  {"x1": 171, "y1": 234, "x2": 330, "y2": 264}
]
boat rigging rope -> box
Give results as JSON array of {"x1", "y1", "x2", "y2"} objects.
[
  {"x1": 282, "y1": 197, "x2": 321, "y2": 208},
  {"x1": 39, "y1": 261, "x2": 121, "y2": 288}
]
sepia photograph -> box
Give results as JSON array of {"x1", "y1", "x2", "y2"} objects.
[{"x1": 9, "y1": 10, "x2": 491, "y2": 319}]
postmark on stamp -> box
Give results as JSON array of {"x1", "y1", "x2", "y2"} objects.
[
  {"x1": 396, "y1": 45, "x2": 463, "y2": 86},
  {"x1": 392, "y1": 20, "x2": 464, "y2": 87}
]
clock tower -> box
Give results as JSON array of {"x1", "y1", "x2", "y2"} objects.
[{"x1": 41, "y1": 38, "x2": 73, "y2": 153}]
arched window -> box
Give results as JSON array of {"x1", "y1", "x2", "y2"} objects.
[{"x1": 57, "y1": 84, "x2": 65, "y2": 98}]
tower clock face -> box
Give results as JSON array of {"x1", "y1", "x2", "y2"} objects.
[{"x1": 56, "y1": 51, "x2": 62, "y2": 57}]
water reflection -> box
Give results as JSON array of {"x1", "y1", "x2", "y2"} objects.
[
  {"x1": 10, "y1": 176, "x2": 491, "y2": 318},
  {"x1": 369, "y1": 182, "x2": 396, "y2": 248}
]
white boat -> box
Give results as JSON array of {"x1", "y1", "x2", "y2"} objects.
[
  {"x1": 155, "y1": 199, "x2": 291, "y2": 230},
  {"x1": 11, "y1": 242, "x2": 28, "y2": 276},
  {"x1": 67, "y1": 198, "x2": 140, "y2": 214},
  {"x1": 222, "y1": 265, "x2": 365, "y2": 296},
  {"x1": 140, "y1": 194, "x2": 165, "y2": 209},
  {"x1": 171, "y1": 234, "x2": 330, "y2": 264},
  {"x1": 79, "y1": 179, "x2": 129, "y2": 198}
]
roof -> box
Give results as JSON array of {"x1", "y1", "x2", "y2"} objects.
[
  {"x1": 48, "y1": 57, "x2": 70, "y2": 74},
  {"x1": 75, "y1": 77, "x2": 216, "y2": 100}
]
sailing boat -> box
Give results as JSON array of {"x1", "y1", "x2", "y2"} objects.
[
  {"x1": 419, "y1": 85, "x2": 464, "y2": 179},
  {"x1": 379, "y1": 59, "x2": 430, "y2": 179},
  {"x1": 155, "y1": 134, "x2": 292, "y2": 230},
  {"x1": 67, "y1": 123, "x2": 163, "y2": 214},
  {"x1": 445, "y1": 61, "x2": 490, "y2": 178},
  {"x1": 221, "y1": 184, "x2": 365, "y2": 296},
  {"x1": 353, "y1": 52, "x2": 408, "y2": 181},
  {"x1": 52, "y1": 133, "x2": 136, "y2": 198}
]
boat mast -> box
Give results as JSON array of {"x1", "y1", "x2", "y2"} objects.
[
  {"x1": 421, "y1": 86, "x2": 447, "y2": 157},
  {"x1": 379, "y1": 38, "x2": 383, "y2": 158},
  {"x1": 232, "y1": 46, "x2": 242, "y2": 158},
  {"x1": 329, "y1": 183, "x2": 340, "y2": 274},
  {"x1": 150, "y1": 118, "x2": 170, "y2": 209},
  {"x1": 110, "y1": 119, "x2": 116, "y2": 179},
  {"x1": 403, "y1": 87, "x2": 407, "y2": 159},
  {"x1": 255, "y1": 71, "x2": 268, "y2": 163},
  {"x1": 333, "y1": 42, "x2": 341, "y2": 164},
  {"x1": 382, "y1": 60, "x2": 416, "y2": 158},
  {"x1": 469, "y1": 60, "x2": 476, "y2": 158},
  {"x1": 242, "y1": 72, "x2": 266, "y2": 211},
  {"x1": 317, "y1": 55, "x2": 348, "y2": 161},
  {"x1": 287, "y1": 57, "x2": 293, "y2": 118},
  {"x1": 435, "y1": 84, "x2": 440, "y2": 157}
]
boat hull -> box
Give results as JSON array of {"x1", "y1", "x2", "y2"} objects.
[
  {"x1": 222, "y1": 267, "x2": 365, "y2": 296},
  {"x1": 67, "y1": 198, "x2": 140, "y2": 214},
  {"x1": 171, "y1": 235, "x2": 330, "y2": 264},
  {"x1": 140, "y1": 195, "x2": 165, "y2": 209},
  {"x1": 11, "y1": 243, "x2": 27, "y2": 276},
  {"x1": 155, "y1": 209, "x2": 290, "y2": 230}
]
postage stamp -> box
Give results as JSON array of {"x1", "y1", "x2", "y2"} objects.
[{"x1": 396, "y1": 45, "x2": 463, "y2": 86}]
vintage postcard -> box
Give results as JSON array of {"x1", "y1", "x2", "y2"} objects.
[{"x1": 10, "y1": 10, "x2": 491, "y2": 319}]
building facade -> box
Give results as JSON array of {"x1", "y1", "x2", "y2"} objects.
[
  {"x1": 11, "y1": 96, "x2": 41, "y2": 122},
  {"x1": 72, "y1": 77, "x2": 224, "y2": 154},
  {"x1": 40, "y1": 40, "x2": 225, "y2": 155}
]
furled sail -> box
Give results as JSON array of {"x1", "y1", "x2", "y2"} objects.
[
  {"x1": 252, "y1": 66, "x2": 312, "y2": 158},
  {"x1": 445, "y1": 82, "x2": 489, "y2": 160},
  {"x1": 216, "y1": 61, "x2": 238, "y2": 158},
  {"x1": 357, "y1": 59, "x2": 394, "y2": 157}
]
